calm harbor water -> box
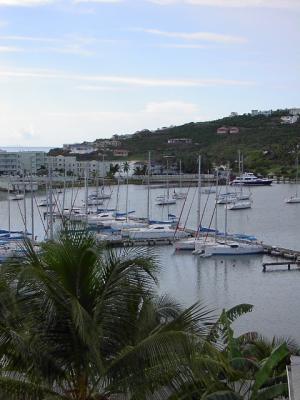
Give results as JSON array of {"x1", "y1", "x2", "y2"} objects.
[{"x1": 1, "y1": 182, "x2": 300, "y2": 340}]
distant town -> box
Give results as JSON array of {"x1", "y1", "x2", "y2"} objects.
[{"x1": 0, "y1": 107, "x2": 299, "y2": 182}]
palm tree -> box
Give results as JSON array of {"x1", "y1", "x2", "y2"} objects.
[
  {"x1": 186, "y1": 306, "x2": 291, "y2": 400},
  {"x1": 0, "y1": 226, "x2": 214, "y2": 400}
]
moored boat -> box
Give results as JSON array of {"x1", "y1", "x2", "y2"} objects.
[{"x1": 231, "y1": 172, "x2": 272, "y2": 186}]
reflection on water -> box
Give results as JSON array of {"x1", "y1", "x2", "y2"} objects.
[
  {"x1": 1, "y1": 183, "x2": 300, "y2": 340},
  {"x1": 158, "y1": 247, "x2": 300, "y2": 341}
]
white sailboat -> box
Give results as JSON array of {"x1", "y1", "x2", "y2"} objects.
[
  {"x1": 156, "y1": 156, "x2": 177, "y2": 206},
  {"x1": 286, "y1": 145, "x2": 300, "y2": 204},
  {"x1": 125, "y1": 224, "x2": 189, "y2": 241},
  {"x1": 172, "y1": 160, "x2": 187, "y2": 200},
  {"x1": 194, "y1": 240, "x2": 264, "y2": 256},
  {"x1": 175, "y1": 155, "x2": 206, "y2": 251},
  {"x1": 226, "y1": 200, "x2": 252, "y2": 210},
  {"x1": 9, "y1": 192, "x2": 24, "y2": 201},
  {"x1": 194, "y1": 167, "x2": 263, "y2": 257},
  {"x1": 226, "y1": 151, "x2": 252, "y2": 210}
]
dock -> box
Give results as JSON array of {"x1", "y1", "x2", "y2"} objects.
[{"x1": 262, "y1": 261, "x2": 300, "y2": 272}]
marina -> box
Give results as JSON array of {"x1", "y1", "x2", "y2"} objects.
[{"x1": 1, "y1": 179, "x2": 300, "y2": 340}]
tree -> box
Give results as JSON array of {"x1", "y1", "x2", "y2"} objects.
[
  {"x1": 0, "y1": 226, "x2": 214, "y2": 400},
  {"x1": 107, "y1": 163, "x2": 120, "y2": 178},
  {"x1": 122, "y1": 161, "x2": 129, "y2": 174}
]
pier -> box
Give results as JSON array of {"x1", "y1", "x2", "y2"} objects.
[{"x1": 262, "y1": 262, "x2": 300, "y2": 272}]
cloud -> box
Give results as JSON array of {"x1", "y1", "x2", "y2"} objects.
[
  {"x1": 43, "y1": 101, "x2": 203, "y2": 143},
  {"x1": 0, "y1": 35, "x2": 58, "y2": 42},
  {"x1": 137, "y1": 28, "x2": 246, "y2": 44},
  {"x1": 77, "y1": 85, "x2": 125, "y2": 91},
  {"x1": 159, "y1": 43, "x2": 208, "y2": 49},
  {"x1": 0, "y1": 45, "x2": 22, "y2": 52},
  {"x1": 0, "y1": 67, "x2": 255, "y2": 87},
  {"x1": 74, "y1": 0, "x2": 123, "y2": 3},
  {"x1": 0, "y1": 34, "x2": 117, "y2": 56},
  {"x1": 0, "y1": 100, "x2": 204, "y2": 146},
  {"x1": 147, "y1": 0, "x2": 300, "y2": 8},
  {"x1": 0, "y1": 0, "x2": 56, "y2": 6},
  {"x1": 144, "y1": 101, "x2": 199, "y2": 114}
]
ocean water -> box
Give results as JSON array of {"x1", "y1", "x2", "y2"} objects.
[
  {"x1": 1, "y1": 183, "x2": 300, "y2": 341},
  {"x1": 0, "y1": 146, "x2": 53, "y2": 152}
]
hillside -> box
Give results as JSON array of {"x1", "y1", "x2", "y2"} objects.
[
  {"x1": 49, "y1": 109, "x2": 300, "y2": 176},
  {"x1": 119, "y1": 111, "x2": 300, "y2": 176}
]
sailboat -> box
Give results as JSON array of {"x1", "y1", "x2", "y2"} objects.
[
  {"x1": 227, "y1": 151, "x2": 252, "y2": 210},
  {"x1": 175, "y1": 155, "x2": 216, "y2": 251},
  {"x1": 172, "y1": 160, "x2": 187, "y2": 200},
  {"x1": 9, "y1": 191, "x2": 24, "y2": 201},
  {"x1": 156, "y1": 156, "x2": 176, "y2": 206},
  {"x1": 226, "y1": 200, "x2": 252, "y2": 210},
  {"x1": 286, "y1": 145, "x2": 300, "y2": 203},
  {"x1": 194, "y1": 166, "x2": 263, "y2": 257}
]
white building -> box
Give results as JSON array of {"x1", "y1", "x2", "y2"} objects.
[
  {"x1": 290, "y1": 108, "x2": 300, "y2": 116},
  {"x1": 63, "y1": 143, "x2": 97, "y2": 155},
  {"x1": 0, "y1": 151, "x2": 47, "y2": 175},
  {"x1": 281, "y1": 115, "x2": 299, "y2": 124},
  {"x1": 47, "y1": 155, "x2": 111, "y2": 178},
  {"x1": 251, "y1": 109, "x2": 272, "y2": 117}
]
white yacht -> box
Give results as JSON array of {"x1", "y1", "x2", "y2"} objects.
[
  {"x1": 89, "y1": 191, "x2": 111, "y2": 200},
  {"x1": 156, "y1": 197, "x2": 176, "y2": 206},
  {"x1": 286, "y1": 147, "x2": 300, "y2": 204},
  {"x1": 286, "y1": 195, "x2": 300, "y2": 204},
  {"x1": 9, "y1": 193, "x2": 24, "y2": 201},
  {"x1": 125, "y1": 225, "x2": 189, "y2": 241},
  {"x1": 226, "y1": 200, "x2": 252, "y2": 210},
  {"x1": 175, "y1": 235, "x2": 215, "y2": 251},
  {"x1": 216, "y1": 193, "x2": 237, "y2": 204},
  {"x1": 38, "y1": 199, "x2": 48, "y2": 207},
  {"x1": 194, "y1": 240, "x2": 264, "y2": 257},
  {"x1": 172, "y1": 191, "x2": 187, "y2": 200},
  {"x1": 231, "y1": 172, "x2": 272, "y2": 186}
]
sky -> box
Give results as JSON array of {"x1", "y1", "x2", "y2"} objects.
[{"x1": 0, "y1": 0, "x2": 299, "y2": 147}]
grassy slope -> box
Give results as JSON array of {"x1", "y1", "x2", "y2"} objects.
[{"x1": 122, "y1": 113, "x2": 300, "y2": 175}]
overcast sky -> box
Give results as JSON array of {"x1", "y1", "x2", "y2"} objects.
[{"x1": 0, "y1": 0, "x2": 299, "y2": 146}]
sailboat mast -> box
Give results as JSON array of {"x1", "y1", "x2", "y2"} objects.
[
  {"x1": 147, "y1": 151, "x2": 151, "y2": 222},
  {"x1": 238, "y1": 150, "x2": 243, "y2": 195},
  {"x1": 102, "y1": 154, "x2": 105, "y2": 191},
  {"x1": 166, "y1": 157, "x2": 170, "y2": 216},
  {"x1": 62, "y1": 165, "x2": 66, "y2": 213},
  {"x1": 48, "y1": 159, "x2": 54, "y2": 241},
  {"x1": 196, "y1": 155, "x2": 202, "y2": 235},
  {"x1": 23, "y1": 170, "x2": 27, "y2": 234},
  {"x1": 224, "y1": 165, "x2": 229, "y2": 243},
  {"x1": 84, "y1": 163, "x2": 89, "y2": 221},
  {"x1": 215, "y1": 167, "x2": 219, "y2": 240},
  {"x1": 125, "y1": 163, "x2": 129, "y2": 222},
  {"x1": 30, "y1": 163, "x2": 34, "y2": 241},
  {"x1": 179, "y1": 159, "x2": 182, "y2": 190},
  {"x1": 296, "y1": 145, "x2": 299, "y2": 190},
  {"x1": 7, "y1": 185, "x2": 11, "y2": 234}
]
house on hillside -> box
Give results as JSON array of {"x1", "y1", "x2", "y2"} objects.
[
  {"x1": 113, "y1": 149, "x2": 129, "y2": 157},
  {"x1": 290, "y1": 108, "x2": 300, "y2": 116},
  {"x1": 251, "y1": 109, "x2": 272, "y2": 117},
  {"x1": 217, "y1": 126, "x2": 240, "y2": 135},
  {"x1": 217, "y1": 126, "x2": 229, "y2": 134},
  {"x1": 229, "y1": 126, "x2": 240, "y2": 134},
  {"x1": 168, "y1": 138, "x2": 192, "y2": 145},
  {"x1": 281, "y1": 115, "x2": 299, "y2": 124}
]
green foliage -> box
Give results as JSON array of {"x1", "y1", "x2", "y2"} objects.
[
  {"x1": 118, "y1": 114, "x2": 300, "y2": 176},
  {"x1": 0, "y1": 228, "x2": 296, "y2": 399}
]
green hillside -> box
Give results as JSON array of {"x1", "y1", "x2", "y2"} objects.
[
  {"x1": 121, "y1": 110, "x2": 300, "y2": 176},
  {"x1": 49, "y1": 109, "x2": 300, "y2": 176}
]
